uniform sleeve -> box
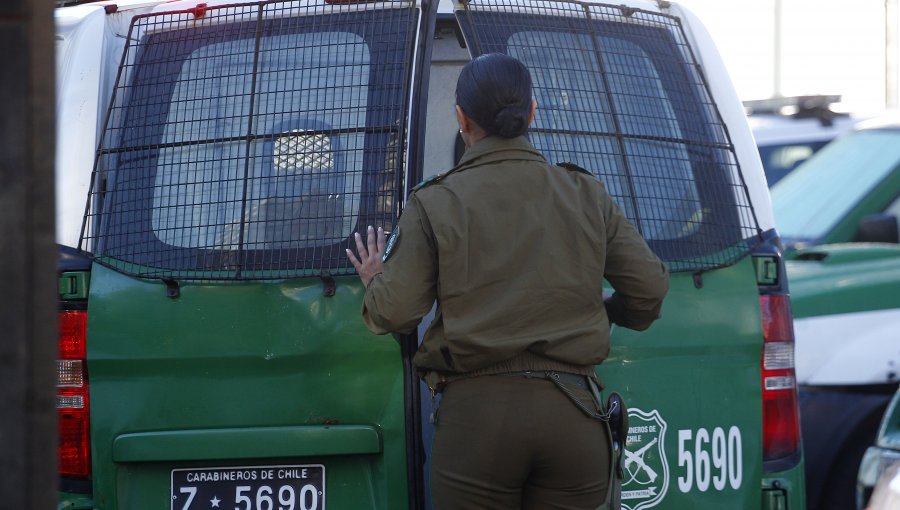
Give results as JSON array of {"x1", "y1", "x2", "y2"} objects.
[
  {"x1": 361, "y1": 194, "x2": 438, "y2": 335},
  {"x1": 601, "y1": 193, "x2": 670, "y2": 331}
]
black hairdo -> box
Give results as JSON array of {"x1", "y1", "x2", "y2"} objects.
[{"x1": 456, "y1": 53, "x2": 533, "y2": 138}]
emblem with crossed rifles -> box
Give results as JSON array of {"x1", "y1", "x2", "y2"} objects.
[{"x1": 623, "y1": 437, "x2": 659, "y2": 485}]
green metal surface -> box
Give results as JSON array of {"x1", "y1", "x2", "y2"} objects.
[
  {"x1": 85, "y1": 263, "x2": 409, "y2": 509},
  {"x1": 762, "y1": 489, "x2": 787, "y2": 510},
  {"x1": 58, "y1": 492, "x2": 94, "y2": 510},
  {"x1": 762, "y1": 463, "x2": 807, "y2": 510},
  {"x1": 78, "y1": 250, "x2": 794, "y2": 509},
  {"x1": 597, "y1": 256, "x2": 779, "y2": 509},
  {"x1": 786, "y1": 244, "x2": 900, "y2": 318},
  {"x1": 876, "y1": 389, "x2": 900, "y2": 450},
  {"x1": 112, "y1": 425, "x2": 382, "y2": 462}
]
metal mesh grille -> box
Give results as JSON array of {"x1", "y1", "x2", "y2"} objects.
[
  {"x1": 80, "y1": 0, "x2": 418, "y2": 279},
  {"x1": 458, "y1": 0, "x2": 762, "y2": 272}
]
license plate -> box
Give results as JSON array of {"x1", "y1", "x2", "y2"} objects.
[{"x1": 171, "y1": 464, "x2": 325, "y2": 510}]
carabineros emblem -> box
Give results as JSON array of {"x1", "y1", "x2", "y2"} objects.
[
  {"x1": 382, "y1": 227, "x2": 400, "y2": 263},
  {"x1": 622, "y1": 408, "x2": 670, "y2": 510}
]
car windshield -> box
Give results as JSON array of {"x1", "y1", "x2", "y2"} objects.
[
  {"x1": 758, "y1": 140, "x2": 829, "y2": 186},
  {"x1": 771, "y1": 129, "x2": 900, "y2": 244}
]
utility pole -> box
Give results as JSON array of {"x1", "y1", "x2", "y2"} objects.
[
  {"x1": 888, "y1": 0, "x2": 899, "y2": 108},
  {"x1": 0, "y1": 0, "x2": 58, "y2": 506}
]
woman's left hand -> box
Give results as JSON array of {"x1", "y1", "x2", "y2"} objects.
[{"x1": 347, "y1": 226, "x2": 385, "y2": 287}]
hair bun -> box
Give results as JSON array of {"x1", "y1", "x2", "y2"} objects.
[
  {"x1": 493, "y1": 104, "x2": 528, "y2": 138},
  {"x1": 456, "y1": 53, "x2": 533, "y2": 138}
]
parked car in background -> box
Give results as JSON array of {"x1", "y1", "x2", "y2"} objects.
[
  {"x1": 745, "y1": 95, "x2": 859, "y2": 186},
  {"x1": 858, "y1": 385, "x2": 900, "y2": 509},
  {"x1": 770, "y1": 114, "x2": 900, "y2": 510}
]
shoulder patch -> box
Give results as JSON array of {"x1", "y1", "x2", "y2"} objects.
[
  {"x1": 412, "y1": 174, "x2": 444, "y2": 192},
  {"x1": 557, "y1": 162, "x2": 594, "y2": 176},
  {"x1": 382, "y1": 227, "x2": 400, "y2": 263}
]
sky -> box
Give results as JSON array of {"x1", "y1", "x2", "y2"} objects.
[{"x1": 676, "y1": 0, "x2": 893, "y2": 114}]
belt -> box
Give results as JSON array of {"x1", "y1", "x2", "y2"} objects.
[{"x1": 501, "y1": 370, "x2": 590, "y2": 390}]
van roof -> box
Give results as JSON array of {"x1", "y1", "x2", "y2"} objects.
[{"x1": 57, "y1": 0, "x2": 673, "y2": 15}]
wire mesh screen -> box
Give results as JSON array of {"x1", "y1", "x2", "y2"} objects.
[
  {"x1": 457, "y1": 0, "x2": 761, "y2": 272},
  {"x1": 80, "y1": 0, "x2": 418, "y2": 279}
]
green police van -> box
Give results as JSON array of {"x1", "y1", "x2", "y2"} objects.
[{"x1": 55, "y1": 0, "x2": 805, "y2": 508}]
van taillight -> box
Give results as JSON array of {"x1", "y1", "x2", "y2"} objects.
[
  {"x1": 760, "y1": 295, "x2": 800, "y2": 461},
  {"x1": 58, "y1": 310, "x2": 91, "y2": 478}
]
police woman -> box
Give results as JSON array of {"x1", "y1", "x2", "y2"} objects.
[{"x1": 347, "y1": 53, "x2": 669, "y2": 509}]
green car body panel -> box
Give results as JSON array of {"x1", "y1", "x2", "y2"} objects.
[
  {"x1": 69, "y1": 254, "x2": 799, "y2": 509},
  {"x1": 788, "y1": 244, "x2": 900, "y2": 318},
  {"x1": 83, "y1": 265, "x2": 408, "y2": 509},
  {"x1": 54, "y1": 0, "x2": 807, "y2": 508}
]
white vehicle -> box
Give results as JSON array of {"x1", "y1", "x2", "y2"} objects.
[{"x1": 744, "y1": 95, "x2": 860, "y2": 186}]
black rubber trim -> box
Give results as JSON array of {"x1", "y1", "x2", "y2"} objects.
[
  {"x1": 59, "y1": 244, "x2": 92, "y2": 272},
  {"x1": 403, "y1": 1, "x2": 438, "y2": 508},
  {"x1": 59, "y1": 477, "x2": 92, "y2": 495}
]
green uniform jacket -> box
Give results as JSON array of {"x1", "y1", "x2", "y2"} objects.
[{"x1": 362, "y1": 135, "x2": 668, "y2": 379}]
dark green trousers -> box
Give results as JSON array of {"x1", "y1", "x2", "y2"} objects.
[{"x1": 430, "y1": 375, "x2": 611, "y2": 509}]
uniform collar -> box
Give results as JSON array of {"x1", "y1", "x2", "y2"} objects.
[{"x1": 455, "y1": 135, "x2": 548, "y2": 169}]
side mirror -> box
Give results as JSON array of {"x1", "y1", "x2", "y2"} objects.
[{"x1": 855, "y1": 213, "x2": 900, "y2": 243}]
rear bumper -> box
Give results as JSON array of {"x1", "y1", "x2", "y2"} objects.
[{"x1": 58, "y1": 491, "x2": 93, "y2": 510}]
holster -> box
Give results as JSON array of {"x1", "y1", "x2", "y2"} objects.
[{"x1": 588, "y1": 378, "x2": 627, "y2": 510}]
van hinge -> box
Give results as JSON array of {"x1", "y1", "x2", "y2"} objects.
[
  {"x1": 762, "y1": 484, "x2": 788, "y2": 510},
  {"x1": 319, "y1": 271, "x2": 336, "y2": 297},
  {"x1": 162, "y1": 278, "x2": 180, "y2": 299}
]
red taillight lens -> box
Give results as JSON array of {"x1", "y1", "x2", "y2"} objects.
[
  {"x1": 59, "y1": 311, "x2": 87, "y2": 359},
  {"x1": 760, "y1": 295, "x2": 800, "y2": 461},
  {"x1": 58, "y1": 311, "x2": 91, "y2": 478}
]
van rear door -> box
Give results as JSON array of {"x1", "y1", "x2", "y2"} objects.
[
  {"x1": 79, "y1": 1, "x2": 429, "y2": 508},
  {"x1": 451, "y1": 1, "x2": 783, "y2": 508}
]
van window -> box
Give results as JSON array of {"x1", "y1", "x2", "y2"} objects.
[
  {"x1": 152, "y1": 31, "x2": 369, "y2": 252},
  {"x1": 82, "y1": 5, "x2": 416, "y2": 279},
  {"x1": 458, "y1": 5, "x2": 761, "y2": 272}
]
